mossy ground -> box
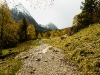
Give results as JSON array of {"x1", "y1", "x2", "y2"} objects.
[{"x1": 43, "y1": 23, "x2": 100, "y2": 75}]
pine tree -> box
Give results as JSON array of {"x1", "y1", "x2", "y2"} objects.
[
  {"x1": 81, "y1": 0, "x2": 98, "y2": 24},
  {"x1": 18, "y1": 18, "x2": 29, "y2": 42},
  {"x1": 97, "y1": 0, "x2": 100, "y2": 23}
]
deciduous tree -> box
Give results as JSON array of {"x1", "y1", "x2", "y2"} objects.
[{"x1": 27, "y1": 24, "x2": 36, "y2": 40}]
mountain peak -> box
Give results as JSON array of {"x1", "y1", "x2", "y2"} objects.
[
  {"x1": 10, "y1": 2, "x2": 49, "y2": 33},
  {"x1": 12, "y1": 3, "x2": 31, "y2": 16},
  {"x1": 39, "y1": 22, "x2": 58, "y2": 30},
  {"x1": 46, "y1": 22, "x2": 58, "y2": 30}
]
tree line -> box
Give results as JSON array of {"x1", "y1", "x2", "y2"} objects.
[
  {"x1": 1, "y1": 0, "x2": 100, "y2": 55},
  {"x1": 37, "y1": 28, "x2": 70, "y2": 39},
  {"x1": 68, "y1": 0, "x2": 100, "y2": 35},
  {"x1": 0, "y1": 3, "x2": 70, "y2": 55},
  {"x1": 0, "y1": 3, "x2": 37, "y2": 54}
]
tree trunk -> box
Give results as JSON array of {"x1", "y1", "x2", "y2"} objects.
[
  {"x1": 0, "y1": 42, "x2": 2, "y2": 55},
  {"x1": 0, "y1": 25, "x2": 3, "y2": 56}
]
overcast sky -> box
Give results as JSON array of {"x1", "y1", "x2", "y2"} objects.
[{"x1": 7, "y1": 0, "x2": 84, "y2": 29}]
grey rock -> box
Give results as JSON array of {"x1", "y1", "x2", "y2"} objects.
[
  {"x1": 35, "y1": 58, "x2": 41, "y2": 61},
  {"x1": 22, "y1": 56, "x2": 29, "y2": 59},
  {"x1": 0, "y1": 61, "x2": 4, "y2": 64}
]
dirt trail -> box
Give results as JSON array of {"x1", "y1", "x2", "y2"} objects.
[{"x1": 16, "y1": 44, "x2": 83, "y2": 75}]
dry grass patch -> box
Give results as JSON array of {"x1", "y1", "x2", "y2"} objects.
[
  {"x1": 44, "y1": 23, "x2": 100, "y2": 75},
  {"x1": 0, "y1": 40, "x2": 40, "y2": 75}
]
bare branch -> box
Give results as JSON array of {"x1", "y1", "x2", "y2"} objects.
[{"x1": 6, "y1": 0, "x2": 54, "y2": 9}]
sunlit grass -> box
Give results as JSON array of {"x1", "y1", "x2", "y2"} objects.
[{"x1": 44, "y1": 23, "x2": 100, "y2": 75}]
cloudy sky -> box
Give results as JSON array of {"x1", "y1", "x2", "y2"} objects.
[{"x1": 7, "y1": 0, "x2": 84, "y2": 29}]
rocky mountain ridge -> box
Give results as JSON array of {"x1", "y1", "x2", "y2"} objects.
[
  {"x1": 39, "y1": 22, "x2": 58, "y2": 30},
  {"x1": 10, "y1": 3, "x2": 51, "y2": 33}
]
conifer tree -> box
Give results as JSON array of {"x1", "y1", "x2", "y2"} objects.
[
  {"x1": 81, "y1": 0, "x2": 98, "y2": 25},
  {"x1": 18, "y1": 18, "x2": 29, "y2": 42},
  {"x1": 97, "y1": 0, "x2": 100, "y2": 23}
]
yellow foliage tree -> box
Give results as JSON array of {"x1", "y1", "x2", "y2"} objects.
[
  {"x1": 38, "y1": 33, "x2": 42, "y2": 39},
  {"x1": 0, "y1": 3, "x2": 19, "y2": 48},
  {"x1": 3, "y1": 23, "x2": 19, "y2": 48},
  {"x1": 27, "y1": 24, "x2": 36, "y2": 40}
]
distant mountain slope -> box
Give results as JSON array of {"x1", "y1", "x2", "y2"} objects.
[
  {"x1": 10, "y1": 3, "x2": 49, "y2": 33},
  {"x1": 39, "y1": 22, "x2": 58, "y2": 30},
  {"x1": 46, "y1": 22, "x2": 58, "y2": 30}
]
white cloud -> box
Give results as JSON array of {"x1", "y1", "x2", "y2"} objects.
[
  {"x1": 27, "y1": 0, "x2": 84, "y2": 29},
  {"x1": 7, "y1": 0, "x2": 84, "y2": 29}
]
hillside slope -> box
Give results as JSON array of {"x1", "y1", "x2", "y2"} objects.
[{"x1": 45, "y1": 23, "x2": 100, "y2": 75}]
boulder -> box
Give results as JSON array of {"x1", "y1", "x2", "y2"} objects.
[{"x1": 61, "y1": 34, "x2": 68, "y2": 40}]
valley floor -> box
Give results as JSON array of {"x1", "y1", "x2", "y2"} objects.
[{"x1": 16, "y1": 44, "x2": 83, "y2": 75}]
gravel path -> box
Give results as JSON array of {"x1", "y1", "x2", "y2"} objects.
[{"x1": 16, "y1": 44, "x2": 83, "y2": 75}]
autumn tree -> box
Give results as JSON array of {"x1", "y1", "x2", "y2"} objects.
[
  {"x1": 0, "y1": 1, "x2": 20, "y2": 50},
  {"x1": 72, "y1": 0, "x2": 99, "y2": 27},
  {"x1": 18, "y1": 18, "x2": 29, "y2": 42},
  {"x1": 38, "y1": 33, "x2": 42, "y2": 39},
  {"x1": 0, "y1": 3, "x2": 5, "y2": 55},
  {"x1": 50, "y1": 30, "x2": 58, "y2": 37},
  {"x1": 68, "y1": 0, "x2": 100, "y2": 35},
  {"x1": 3, "y1": 23, "x2": 19, "y2": 48},
  {"x1": 27, "y1": 24, "x2": 36, "y2": 40},
  {"x1": 81, "y1": 0, "x2": 98, "y2": 25},
  {"x1": 0, "y1": 1, "x2": 14, "y2": 54},
  {"x1": 41, "y1": 32, "x2": 49, "y2": 38}
]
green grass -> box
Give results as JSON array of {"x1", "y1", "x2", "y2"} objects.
[
  {"x1": 44, "y1": 23, "x2": 100, "y2": 75},
  {"x1": 0, "y1": 40, "x2": 40, "y2": 75}
]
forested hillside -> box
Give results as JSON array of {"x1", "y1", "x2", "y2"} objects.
[
  {"x1": 0, "y1": 0, "x2": 100, "y2": 75},
  {"x1": 0, "y1": 2, "x2": 69, "y2": 54},
  {"x1": 0, "y1": 4, "x2": 36, "y2": 48},
  {"x1": 68, "y1": 0, "x2": 100, "y2": 35}
]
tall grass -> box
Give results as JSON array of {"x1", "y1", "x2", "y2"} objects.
[{"x1": 44, "y1": 23, "x2": 100, "y2": 75}]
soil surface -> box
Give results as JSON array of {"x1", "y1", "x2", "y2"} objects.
[{"x1": 16, "y1": 44, "x2": 83, "y2": 75}]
